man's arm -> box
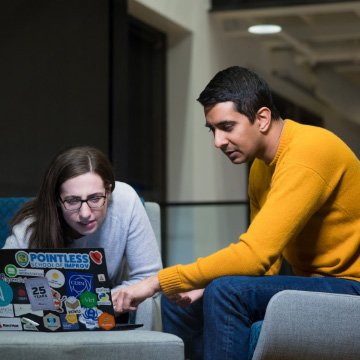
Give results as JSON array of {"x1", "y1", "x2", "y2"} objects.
[{"x1": 112, "y1": 274, "x2": 161, "y2": 314}]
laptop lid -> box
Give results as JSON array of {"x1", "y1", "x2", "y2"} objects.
[{"x1": 0, "y1": 248, "x2": 140, "y2": 332}]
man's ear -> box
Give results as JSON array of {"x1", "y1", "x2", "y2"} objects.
[{"x1": 256, "y1": 107, "x2": 272, "y2": 133}]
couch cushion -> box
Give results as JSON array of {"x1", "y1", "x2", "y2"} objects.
[
  {"x1": 0, "y1": 330, "x2": 184, "y2": 360},
  {"x1": 248, "y1": 320, "x2": 263, "y2": 360}
]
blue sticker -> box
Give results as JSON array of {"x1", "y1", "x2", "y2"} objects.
[
  {"x1": 60, "y1": 314, "x2": 79, "y2": 330},
  {"x1": 15, "y1": 251, "x2": 29, "y2": 267},
  {"x1": 0, "y1": 280, "x2": 13, "y2": 307},
  {"x1": 66, "y1": 272, "x2": 94, "y2": 298}
]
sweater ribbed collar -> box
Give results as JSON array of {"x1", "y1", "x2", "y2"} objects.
[{"x1": 269, "y1": 119, "x2": 293, "y2": 168}]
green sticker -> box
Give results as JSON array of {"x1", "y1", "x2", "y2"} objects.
[
  {"x1": 80, "y1": 291, "x2": 98, "y2": 309},
  {"x1": 5, "y1": 265, "x2": 18, "y2": 277}
]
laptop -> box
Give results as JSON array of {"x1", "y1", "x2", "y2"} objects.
[{"x1": 0, "y1": 248, "x2": 143, "y2": 332}]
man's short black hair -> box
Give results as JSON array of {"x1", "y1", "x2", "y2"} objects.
[{"x1": 197, "y1": 66, "x2": 280, "y2": 123}]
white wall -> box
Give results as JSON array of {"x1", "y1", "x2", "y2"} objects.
[
  {"x1": 129, "y1": 0, "x2": 360, "y2": 265},
  {"x1": 130, "y1": 0, "x2": 360, "y2": 204}
]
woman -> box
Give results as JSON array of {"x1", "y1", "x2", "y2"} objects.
[{"x1": 4, "y1": 146, "x2": 162, "y2": 328}]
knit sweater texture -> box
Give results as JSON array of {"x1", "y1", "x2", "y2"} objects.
[
  {"x1": 4, "y1": 181, "x2": 163, "y2": 294},
  {"x1": 159, "y1": 120, "x2": 360, "y2": 296}
]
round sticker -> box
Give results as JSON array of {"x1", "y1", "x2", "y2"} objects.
[
  {"x1": 0, "y1": 280, "x2": 14, "y2": 307},
  {"x1": 46, "y1": 269, "x2": 65, "y2": 288},
  {"x1": 5, "y1": 265, "x2": 18, "y2": 277}
]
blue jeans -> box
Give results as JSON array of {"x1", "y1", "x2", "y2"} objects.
[{"x1": 161, "y1": 275, "x2": 360, "y2": 360}]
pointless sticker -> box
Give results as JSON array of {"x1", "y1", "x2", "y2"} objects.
[{"x1": 15, "y1": 251, "x2": 90, "y2": 270}]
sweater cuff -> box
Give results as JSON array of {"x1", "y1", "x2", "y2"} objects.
[{"x1": 158, "y1": 266, "x2": 182, "y2": 296}]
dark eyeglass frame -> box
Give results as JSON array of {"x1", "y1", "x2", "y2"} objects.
[{"x1": 59, "y1": 194, "x2": 107, "y2": 211}]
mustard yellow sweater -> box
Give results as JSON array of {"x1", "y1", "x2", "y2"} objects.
[{"x1": 159, "y1": 120, "x2": 360, "y2": 296}]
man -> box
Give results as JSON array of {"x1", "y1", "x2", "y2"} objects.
[{"x1": 113, "y1": 66, "x2": 360, "y2": 360}]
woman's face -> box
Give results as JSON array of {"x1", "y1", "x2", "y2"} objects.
[{"x1": 59, "y1": 172, "x2": 110, "y2": 238}]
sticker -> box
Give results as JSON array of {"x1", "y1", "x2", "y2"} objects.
[
  {"x1": 25, "y1": 252, "x2": 90, "y2": 270},
  {"x1": 0, "y1": 304, "x2": 14, "y2": 317},
  {"x1": 43, "y1": 313, "x2": 61, "y2": 331},
  {"x1": 14, "y1": 304, "x2": 43, "y2": 317},
  {"x1": 60, "y1": 314, "x2": 79, "y2": 330},
  {"x1": 98, "y1": 312, "x2": 115, "y2": 330},
  {"x1": 0, "y1": 274, "x2": 26, "y2": 285},
  {"x1": 4, "y1": 265, "x2": 44, "y2": 278},
  {"x1": 80, "y1": 291, "x2": 98, "y2": 309},
  {"x1": 46, "y1": 269, "x2": 65, "y2": 288},
  {"x1": 19, "y1": 269, "x2": 44, "y2": 277},
  {"x1": 15, "y1": 251, "x2": 29, "y2": 267},
  {"x1": 0, "y1": 280, "x2": 13, "y2": 306},
  {"x1": 97, "y1": 274, "x2": 106, "y2": 282},
  {"x1": 78, "y1": 307, "x2": 102, "y2": 330},
  {"x1": 13, "y1": 285, "x2": 29, "y2": 303},
  {"x1": 66, "y1": 272, "x2": 93, "y2": 298},
  {"x1": 0, "y1": 317, "x2": 22, "y2": 331},
  {"x1": 25, "y1": 277, "x2": 56, "y2": 311},
  {"x1": 89, "y1": 250, "x2": 103, "y2": 265},
  {"x1": 97, "y1": 292, "x2": 111, "y2": 306},
  {"x1": 21, "y1": 318, "x2": 39, "y2": 331},
  {"x1": 21, "y1": 317, "x2": 39, "y2": 331},
  {"x1": 51, "y1": 289, "x2": 64, "y2": 313},
  {"x1": 5, "y1": 265, "x2": 17, "y2": 277},
  {"x1": 64, "y1": 296, "x2": 82, "y2": 314}
]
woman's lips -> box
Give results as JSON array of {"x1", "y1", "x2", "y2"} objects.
[{"x1": 78, "y1": 220, "x2": 95, "y2": 229}]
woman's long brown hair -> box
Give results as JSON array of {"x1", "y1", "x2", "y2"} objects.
[{"x1": 11, "y1": 146, "x2": 115, "y2": 248}]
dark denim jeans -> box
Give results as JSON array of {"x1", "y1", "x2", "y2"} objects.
[{"x1": 161, "y1": 275, "x2": 360, "y2": 360}]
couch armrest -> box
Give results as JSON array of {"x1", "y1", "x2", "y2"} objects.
[{"x1": 252, "y1": 290, "x2": 360, "y2": 360}]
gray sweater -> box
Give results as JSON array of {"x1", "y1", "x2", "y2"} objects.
[{"x1": 4, "y1": 181, "x2": 163, "y2": 294}]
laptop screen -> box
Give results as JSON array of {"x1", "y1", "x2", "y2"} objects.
[{"x1": 0, "y1": 248, "x2": 124, "y2": 332}]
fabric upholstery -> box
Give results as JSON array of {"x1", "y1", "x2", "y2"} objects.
[
  {"x1": 0, "y1": 197, "x2": 32, "y2": 248},
  {"x1": 252, "y1": 290, "x2": 360, "y2": 360},
  {"x1": 248, "y1": 321, "x2": 263, "y2": 360},
  {"x1": 0, "y1": 330, "x2": 184, "y2": 360}
]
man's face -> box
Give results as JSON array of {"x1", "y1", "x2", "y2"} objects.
[{"x1": 205, "y1": 101, "x2": 263, "y2": 164}]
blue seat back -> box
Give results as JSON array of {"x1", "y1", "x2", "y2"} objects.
[{"x1": 0, "y1": 197, "x2": 33, "y2": 248}]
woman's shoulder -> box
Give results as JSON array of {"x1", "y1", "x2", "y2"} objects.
[
  {"x1": 108, "y1": 182, "x2": 141, "y2": 211},
  {"x1": 111, "y1": 181, "x2": 138, "y2": 201},
  {"x1": 3, "y1": 217, "x2": 34, "y2": 249}
]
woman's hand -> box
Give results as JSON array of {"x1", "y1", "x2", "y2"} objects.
[
  {"x1": 112, "y1": 274, "x2": 161, "y2": 316},
  {"x1": 167, "y1": 288, "x2": 205, "y2": 309}
]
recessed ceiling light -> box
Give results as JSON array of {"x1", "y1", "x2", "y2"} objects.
[{"x1": 248, "y1": 24, "x2": 282, "y2": 34}]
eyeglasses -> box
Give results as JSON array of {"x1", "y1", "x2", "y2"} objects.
[{"x1": 59, "y1": 194, "x2": 107, "y2": 211}]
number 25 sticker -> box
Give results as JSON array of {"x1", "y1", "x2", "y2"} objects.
[{"x1": 25, "y1": 277, "x2": 55, "y2": 311}]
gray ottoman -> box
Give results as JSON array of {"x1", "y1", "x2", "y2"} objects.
[{"x1": 0, "y1": 330, "x2": 184, "y2": 360}]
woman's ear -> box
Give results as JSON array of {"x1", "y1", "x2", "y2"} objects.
[
  {"x1": 107, "y1": 183, "x2": 113, "y2": 198},
  {"x1": 256, "y1": 107, "x2": 272, "y2": 133}
]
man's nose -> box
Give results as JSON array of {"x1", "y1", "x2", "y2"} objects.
[{"x1": 214, "y1": 130, "x2": 228, "y2": 148}]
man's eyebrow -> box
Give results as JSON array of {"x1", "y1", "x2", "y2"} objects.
[{"x1": 205, "y1": 120, "x2": 235, "y2": 128}]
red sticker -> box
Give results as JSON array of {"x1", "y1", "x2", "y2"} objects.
[{"x1": 90, "y1": 251, "x2": 102, "y2": 265}]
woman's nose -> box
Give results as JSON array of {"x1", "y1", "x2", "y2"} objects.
[{"x1": 78, "y1": 202, "x2": 92, "y2": 218}]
